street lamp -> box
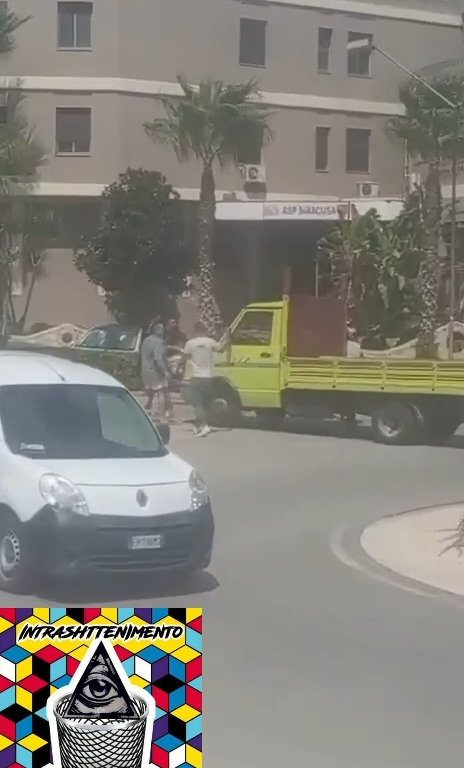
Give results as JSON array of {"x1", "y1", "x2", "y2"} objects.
[{"x1": 347, "y1": 38, "x2": 459, "y2": 358}]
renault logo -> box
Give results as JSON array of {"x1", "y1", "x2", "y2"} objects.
[{"x1": 136, "y1": 490, "x2": 148, "y2": 508}]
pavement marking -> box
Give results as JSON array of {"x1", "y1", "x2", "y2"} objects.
[{"x1": 329, "y1": 523, "x2": 461, "y2": 603}]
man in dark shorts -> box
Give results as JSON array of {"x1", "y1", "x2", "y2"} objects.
[{"x1": 183, "y1": 321, "x2": 229, "y2": 437}]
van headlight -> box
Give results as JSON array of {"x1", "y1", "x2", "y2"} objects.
[
  {"x1": 39, "y1": 474, "x2": 89, "y2": 516},
  {"x1": 189, "y1": 470, "x2": 209, "y2": 511}
]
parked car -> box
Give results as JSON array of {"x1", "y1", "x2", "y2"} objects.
[
  {"x1": 76, "y1": 324, "x2": 186, "y2": 389},
  {"x1": 0, "y1": 352, "x2": 214, "y2": 593}
]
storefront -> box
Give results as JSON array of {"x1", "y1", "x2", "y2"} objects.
[{"x1": 212, "y1": 197, "x2": 404, "y2": 322}]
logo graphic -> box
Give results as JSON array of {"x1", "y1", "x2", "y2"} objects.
[
  {"x1": 136, "y1": 490, "x2": 148, "y2": 508},
  {"x1": 0, "y1": 608, "x2": 202, "y2": 768},
  {"x1": 47, "y1": 641, "x2": 155, "y2": 768},
  {"x1": 63, "y1": 642, "x2": 137, "y2": 719}
]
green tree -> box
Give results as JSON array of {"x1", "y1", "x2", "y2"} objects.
[
  {"x1": 0, "y1": 92, "x2": 46, "y2": 333},
  {"x1": 12, "y1": 202, "x2": 56, "y2": 330},
  {"x1": 74, "y1": 168, "x2": 191, "y2": 326},
  {"x1": 388, "y1": 73, "x2": 464, "y2": 357},
  {"x1": 318, "y1": 194, "x2": 424, "y2": 345},
  {"x1": 0, "y1": 4, "x2": 45, "y2": 335},
  {"x1": 0, "y1": 4, "x2": 30, "y2": 54},
  {"x1": 144, "y1": 76, "x2": 273, "y2": 333}
]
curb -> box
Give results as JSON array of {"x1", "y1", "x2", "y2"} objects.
[
  {"x1": 359, "y1": 502, "x2": 464, "y2": 599},
  {"x1": 332, "y1": 517, "x2": 464, "y2": 609}
]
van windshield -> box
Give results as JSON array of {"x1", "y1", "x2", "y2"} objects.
[{"x1": 0, "y1": 385, "x2": 165, "y2": 460}]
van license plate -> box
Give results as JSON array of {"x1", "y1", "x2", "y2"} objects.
[{"x1": 130, "y1": 535, "x2": 163, "y2": 550}]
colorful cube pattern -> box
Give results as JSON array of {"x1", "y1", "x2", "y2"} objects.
[{"x1": 0, "y1": 609, "x2": 202, "y2": 768}]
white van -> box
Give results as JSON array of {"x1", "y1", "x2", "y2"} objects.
[{"x1": 0, "y1": 352, "x2": 214, "y2": 593}]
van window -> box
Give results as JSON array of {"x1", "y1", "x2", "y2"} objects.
[
  {"x1": 231, "y1": 311, "x2": 273, "y2": 346},
  {"x1": 98, "y1": 390, "x2": 157, "y2": 452},
  {"x1": 0, "y1": 385, "x2": 164, "y2": 459}
]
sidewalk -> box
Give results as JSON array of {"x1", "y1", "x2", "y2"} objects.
[{"x1": 361, "y1": 504, "x2": 464, "y2": 596}]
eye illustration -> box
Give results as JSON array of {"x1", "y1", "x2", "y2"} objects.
[
  {"x1": 82, "y1": 675, "x2": 118, "y2": 701},
  {"x1": 63, "y1": 642, "x2": 137, "y2": 720}
]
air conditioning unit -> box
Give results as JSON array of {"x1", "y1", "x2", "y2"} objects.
[
  {"x1": 242, "y1": 164, "x2": 266, "y2": 184},
  {"x1": 357, "y1": 181, "x2": 380, "y2": 198}
]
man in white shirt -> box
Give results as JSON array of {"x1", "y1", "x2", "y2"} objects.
[{"x1": 184, "y1": 321, "x2": 229, "y2": 437}]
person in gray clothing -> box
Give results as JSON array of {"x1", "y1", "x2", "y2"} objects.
[{"x1": 141, "y1": 320, "x2": 172, "y2": 420}]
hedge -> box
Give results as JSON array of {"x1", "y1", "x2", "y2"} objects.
[{"x1": 6, "y1": 343, "x2": 142, "y2": 391}]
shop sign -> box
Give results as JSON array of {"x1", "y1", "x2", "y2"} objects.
[{"x1": 263, "y1": 202, "x2": 349, "y2": 220}]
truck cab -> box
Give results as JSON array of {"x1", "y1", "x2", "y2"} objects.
[{"x1": 214, "y1": 302, "x2": 284, "y2": 410}]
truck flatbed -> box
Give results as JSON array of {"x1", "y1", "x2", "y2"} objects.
[{"x1": 285, "y1": 357, "x2": 464, "y2": 395}]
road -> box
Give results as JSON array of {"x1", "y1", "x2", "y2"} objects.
[{"x1": 6, "y1": 419, "x2": 464, "y2": 767}]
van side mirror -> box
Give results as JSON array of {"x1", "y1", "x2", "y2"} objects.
[{"x1": 156, "y1": 421, "x2": 170, "y2": 445}]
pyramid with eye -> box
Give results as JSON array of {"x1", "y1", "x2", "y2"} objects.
[{"x1": 63, "y1": 642, "x2": 138, "y2": 720}]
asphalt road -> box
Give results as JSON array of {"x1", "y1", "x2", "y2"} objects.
[{"x1": 6, "y1": 419, "x2": 464, "y2": 767}]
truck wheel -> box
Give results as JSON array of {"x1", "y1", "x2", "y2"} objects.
[
  {"x1": 417, "y1": 402, "x2": 463, "y2": 446},
  {"x1": 371, "y1": 402, "x2": 418, "y2": 445},
  {"x1": 0, "y1": 512, "x2": 31, "y2": 594},
  {"x1": 207, "y1": 384, "x2": 241, "y2": 427}
]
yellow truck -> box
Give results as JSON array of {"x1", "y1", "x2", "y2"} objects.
[{"x1": 207, "y1": 294, "x2": 464, "y2": 445}]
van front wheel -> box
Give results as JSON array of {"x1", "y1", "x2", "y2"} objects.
[{"x1": 0, "y1": 512, "x2": 31, "y2": 594}]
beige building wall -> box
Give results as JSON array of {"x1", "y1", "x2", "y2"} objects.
[
  {"x1": 7, "y1": 0, "x2": 464, "y2": 200},
  {"x1": 2, "y1": 0, "x2": 464, "y2": 326}
]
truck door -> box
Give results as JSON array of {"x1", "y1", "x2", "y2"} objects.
[{"x1": 216, "y1": 308, "x2": 282, "y2": 408}]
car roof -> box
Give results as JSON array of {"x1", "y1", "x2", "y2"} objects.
[
  {"x1": 84, "y1": 324, "x2": 141, "y2": 334},
  {"x1": 0, "y1": 352, "x2": 125, "y2": 388}
]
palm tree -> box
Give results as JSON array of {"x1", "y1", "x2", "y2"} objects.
[
  {"x1": 0, "y1": 4, "x2": 30, "y2": 54},
  {"x1": 389, "y1": 69, "x2": 464, "y2": 357},
  {"x1": 0, "y1": 90, "x2": 44, "y2": 331},
  {"x1": 144, "y1": 77, "x2": 273, "y2": 333}
]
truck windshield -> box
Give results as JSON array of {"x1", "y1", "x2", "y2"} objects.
[
  {"x1": 79, "y1": 326, "x2": 139, "y2": 351},
  {"x1": 0, "y1": 385, "x2": 165, "y2": 459}
]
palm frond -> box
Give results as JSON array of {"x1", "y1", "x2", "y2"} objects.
[
  {"x1": 389, "y1": 73, "x2": 464, "y2": 164},
  {"x1": 145, "y1": 75, "x2": 274, "y2": 171},
  {"x1": 0, "y1": 87, "x2": 44, "y2": 195},
  {"x1": 0, "y1": 6, "x2": 30, "y2": 54}
]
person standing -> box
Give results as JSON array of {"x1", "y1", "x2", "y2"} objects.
[
  {"x1": 164, "y1": 317, "x2": 187, "y2": 348},
  {"x1": 141, "y1": 320, "x2": 173, "y2": 421},
  {"x1": 184, "y1": 321, "x2": 229, "y2": 437}
]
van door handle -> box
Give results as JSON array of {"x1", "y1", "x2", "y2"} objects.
[{"x1": 260, "y1": 352, "x2": 271, "y2": 359}]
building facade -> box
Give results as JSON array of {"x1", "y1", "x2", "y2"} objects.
[{"x1": 2, "y1": 0, "x2": 464, "y2": 327}]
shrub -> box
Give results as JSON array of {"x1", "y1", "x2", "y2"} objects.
[{"x1": 5, "y1": 344, "x2": 142, "y2": 390}]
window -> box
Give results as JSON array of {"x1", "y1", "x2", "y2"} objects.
[
  {"x1": 231, "y1": 311, "x2": 273, "y2": 346},
  {"x1": 79, "y1": 326, "x2": 139, "y2": 351},
  {"x1": 236, "y1": 127, "x2": 263, "y2": 166},
  {"x1": 0, "y1": 385, "x2": 164, "y2": 459},
  {"x1": 56, "y1": 107, "x2": 91, "y2": 154},
  {"x1": 318, "y1": 28, "x2": 332, "y2": 73},
  {"x1": 315, "y1": 127, "x2": 330, "y2": 171},
  {"x1": 97, "y1": 390, "x2": 161, "y2": 454},
  {"x1": 240, "y1": 18, "x2": 266, "y2": 67},
  {"x1": 58, "y1": 2, "x2": 92, "y2": 48},
  {"x1": 346, "y1": 128, "x2": 370, "y2": 173},
  {"x1": 348, "y1": 31, "x2": 372, "y2": 77}
]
